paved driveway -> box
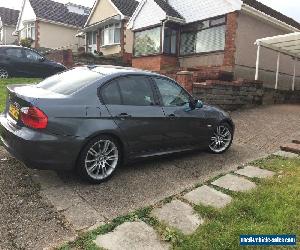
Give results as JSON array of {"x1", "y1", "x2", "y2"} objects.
[{"x1": 1, "y1": 104, "x2": 300, "y2": 249}]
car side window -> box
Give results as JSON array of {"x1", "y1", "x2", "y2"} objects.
[
  {"x1": 24, "y1": 49, "x2": 42, "y2": 62},
  {"x1": 5, "y1": 48, "x2": 24, "y2": 59},
  {"x1": 102, "y1": 80, "x2": 122, "y2": 105},
  {"x1": 153, "y1": 77, "x2": 191, "y2": 107},
  {"x1": 118, "y1": 76, "x2": 155, "y2": 106}
]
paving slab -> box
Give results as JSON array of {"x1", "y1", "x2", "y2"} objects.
[
  {"x1": 235, "y1": 166, "x2": 275, "y2": 179},
  {"x1": 280, "y1": 143, "x2": 300, "y2": 154},
  {"x1": 273, "y1": 150, "x2": 299, "y2": 158},
  {"x1": 151, "y1": 200, "x2": 203, "y2": 235},
  {"x1": 212, "y1": 174, "x2": 256, "y2": 192},
  {"x1": 94, "y1": 221, "x2": 169, "y2": 250},
  {"x1": 183, "y1": 185, "x2": 232, "y2": 209},
  {"x1": 62, "y1": 201, "x2": 106, "y2": 231}
]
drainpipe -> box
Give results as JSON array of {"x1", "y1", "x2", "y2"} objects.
[
  {"x1": 4, "y1": 27, "x2": 6, "y2": 45},
  {"x1": 161, "y1": 20, "x2": 166, "y2": 54}
]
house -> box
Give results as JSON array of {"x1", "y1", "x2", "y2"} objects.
[
  {"x1": 15, "y1": 0, "x2": 90, "y2": 51},
  {"x1": 0, "y1": 7, "x2": 19, "y2": 45},
  {"x1": 82, "y1": 0, "x2": 139, "y2": 62},
  {"x1": 128, "y1": 0, "x2": 300, "y2": 89}
]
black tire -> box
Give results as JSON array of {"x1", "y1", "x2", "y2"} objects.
[
  {"x1": 208, "y1": 122, "x2": 233, "y2": 154},
  {"x1": 0, "y1": 67, "x2": 9, "y2": 79},
  {"x1": 77, "y1": 135, "x2": 121, "y2": 184}
]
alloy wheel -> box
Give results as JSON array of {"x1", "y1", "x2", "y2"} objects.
[
  {"x1": 209, "y1": 125, "x2": 232, "y2": 153},
  {"x1": 84, "y1": 139, "x2": 119, "y2": 180},
  {"x1": 0, "y1": 68, "x2": 9, "y2": 79}
]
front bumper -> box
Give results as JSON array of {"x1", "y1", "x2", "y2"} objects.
[{"x1": 0, "y1": 115, "x2": 83, "y2": 171}]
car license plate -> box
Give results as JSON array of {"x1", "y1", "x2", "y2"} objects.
[{"x1": 9, "y1": 104, "x2": 20, "y2": 120}]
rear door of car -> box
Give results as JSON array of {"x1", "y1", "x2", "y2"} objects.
[
  {"x1": 3, "y1": 47, "x2": 28, "y2": 76},
  {"x1": 100, "y1": 75, "x2": 168, "y2": 155},
  {"x1": 151, "y1": 76, "x2": 209, "y2": 148}
]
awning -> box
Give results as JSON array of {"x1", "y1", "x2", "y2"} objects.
[
  {"x1": 254, "y1": 32, "x2": 300, "y2": 90},
  {"x1": 255, "y1": 32, "x2": 300, "y2": 59}
]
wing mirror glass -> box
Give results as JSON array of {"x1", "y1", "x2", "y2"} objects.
[
  {"x1": 195, "y1": 100, "x2": 203, "y2": 109},
  {"x1": 190, "y1": 99, "x2": 203, "y2": 109}
]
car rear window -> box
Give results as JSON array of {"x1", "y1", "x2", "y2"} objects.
[{"x1": 37, "y1": 68, "x2": 104, "y2": 95}]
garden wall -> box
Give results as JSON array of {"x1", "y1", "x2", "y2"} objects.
[{"x1": 193, "y1": 80, "x2": 264, "y2": 111}]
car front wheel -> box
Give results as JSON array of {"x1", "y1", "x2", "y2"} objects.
[
  {"x1": 77, "y1": 135, "x2": 121, "y2": 184},
  {"x1": 0, "y1": 67, "x2": 9, "y2": 79},
  {"x1": 208, "y1": 123, "x2": 233, "y2": 154}
]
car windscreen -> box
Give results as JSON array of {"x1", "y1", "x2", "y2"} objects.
[{"x1": 36, "y1": 68, "x2": 104, "y2": 95}]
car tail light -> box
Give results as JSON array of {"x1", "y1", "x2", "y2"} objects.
[{"x1": 20, "y1": 106, "x2": 48, "y2": 129}]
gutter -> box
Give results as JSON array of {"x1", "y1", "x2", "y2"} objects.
[{"x1": 242, "y1": 4, "x2": 300, "y2": 32}]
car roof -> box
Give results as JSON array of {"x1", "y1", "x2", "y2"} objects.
[
  {"x1": 87, "y1": 65, "x2": 160, "y2": 77},
  {"x1": 0, "y1": 45, "x2": 22, "y2": 48}
]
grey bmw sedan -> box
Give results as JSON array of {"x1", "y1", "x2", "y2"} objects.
[{"x1": 0, "y1": 66, "x2": 234, "y2": 183}]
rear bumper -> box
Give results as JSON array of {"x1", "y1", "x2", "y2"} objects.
[{"x1": 0, "y1": 115, "x2": 83, "y2": 171}]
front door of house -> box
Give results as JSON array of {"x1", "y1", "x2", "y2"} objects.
[{"x1": 87, "y1": 31, "x2": 97, "y2": 54}]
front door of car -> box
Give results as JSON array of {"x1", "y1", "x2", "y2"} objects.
[
  {"x1": 100, "y1": 75, "x2": 167, "y2": 155},
  {"x1": 151, "y1": 77, "x2": 210, "y2": 149},
  {"x1": 23, "y1": 49, "x2": 49, "y2": 77}
]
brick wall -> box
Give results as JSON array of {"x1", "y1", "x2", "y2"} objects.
[
  {"x1": 193, "y1": 80, "x2": 264, "y2": 110},
  {"x1": 223, "y1": 12, "x2": 238, "y2": 69},
  {"x1": 263, "y1": 88, "x2": 300, "y2": 105},
  {"x1": 45, "y1": 49, "x2": 73, "y2": 68},
  {"x1": 132, "y1": 55, "x2": 179, "y2": 71}
]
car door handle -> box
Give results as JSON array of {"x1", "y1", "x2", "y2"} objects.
[{"x1": 117, "y1": 113, "x2": 132, "y2": 119}]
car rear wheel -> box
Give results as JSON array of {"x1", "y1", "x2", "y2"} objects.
[
  {"x1": 208, "y1": 123, "x2": 233, "y2": 154},
  {"x1": 0, "y1": 67, "x2": 9, "y2": 79},
  {"x1": 77, "y1": 135, "x2": 121, "y2": 184}
]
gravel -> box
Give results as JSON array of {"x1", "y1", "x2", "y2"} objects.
[{"x1": 0, "y1": 147, "x2": 75, "y2": 250}]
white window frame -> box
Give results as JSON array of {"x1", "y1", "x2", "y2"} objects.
[
  {"x1": 21, "y1": 22, "x2": 36, "y2": 40},
  {"x1": 100, "y1": 22, "x2": 121, "y2": 47}
]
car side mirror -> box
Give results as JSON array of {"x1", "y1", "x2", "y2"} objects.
[
  {"x1": 39, "y1": 57, "x2": 45, "y2": 62},
  {"x1": 190, "y1": 100, "x2": 203, "y2": 109},
  {"x1": 195, "y1": 100, "x2": 203, "y2": 109}
]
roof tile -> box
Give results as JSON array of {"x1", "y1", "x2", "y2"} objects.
[
  {"x1": 29, "y1": 0, "x2": 90, "y2": 28},
  {"x1": 111, "y1": 0, "x2": 139, "y2": 17},
  {"x1": 0, "y1": 7, "x2": 20, "y2": 26},
  {"x1": 243, "y1": 0, "x2": 300, "y2": 29}
]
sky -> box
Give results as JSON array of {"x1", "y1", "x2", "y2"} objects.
[{"x1": 0, "y1": 0, "x2": 299, "y2": 23}]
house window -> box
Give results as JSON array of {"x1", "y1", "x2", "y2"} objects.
[
  {"x1": 180, "y1": 16, "x2": 226, "y2": 55},
  {"x1": 163, "y1": 27, "x2": 177, "y2": 55},
  {"x1": 134, "y1": 27, "x2": 161, "y2": 56},
  {"x1": 100, "y1": 23, "x2": 121, "y2": 46},
  {"x1": 21, "y1": 22, "x2": 35, "y2": 40}
]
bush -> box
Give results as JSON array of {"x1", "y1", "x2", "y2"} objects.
[{"x1": 20, "y1": 38, "x2": 34, "y2": 48}]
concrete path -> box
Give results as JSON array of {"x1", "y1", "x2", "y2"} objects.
[
  {"x1": 95, "y1": 157, "x2": 277, "y2": 249},
  {"x1": 1, "y1": 104, "x2": 300, "y2": 249}
]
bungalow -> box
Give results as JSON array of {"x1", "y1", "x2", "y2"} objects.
[
  {"x1": 16, "y1": 0, "x2": 90, "y2": 51},
  {"x1": 128, "y1": 0, "x2": 300, "y2": 89},
  {"x1": 82, "y1": 0, "x2": 139, "y2": 62},
  {"x1": 0, "y1": 7, "x2": 19, "y2": 45}
]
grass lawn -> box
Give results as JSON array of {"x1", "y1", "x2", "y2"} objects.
[
  {"x1": 59, "y1": 156, "x2": 300, "y2": 250},
  {"x1": 0, "y1": 78, "x2": 41, "y2": 112}
]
